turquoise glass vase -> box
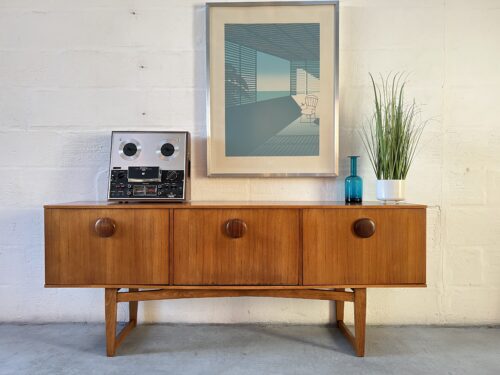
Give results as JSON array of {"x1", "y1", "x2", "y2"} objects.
[{"x1": 345, "y1": 156, "x2": 363, "y2": 204}]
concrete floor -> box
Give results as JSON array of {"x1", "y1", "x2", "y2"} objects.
[{"x1": 0, "y1": 324, "x2": 499, "y2": 375}]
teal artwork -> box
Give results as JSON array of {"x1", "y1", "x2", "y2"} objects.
[{"x1": 224, "y1": 23, "x2": 320, "y2": 157}]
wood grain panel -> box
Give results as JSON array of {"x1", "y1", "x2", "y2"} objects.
[
  {"x1": 45, "y1": 208, "x2": 169, "y2": 285},
  {"x1": 303, "y1": 208, "x2": 426, "y2": 285},
  {"x1": 173, "y1": 209, "x2": 300, "y2": 285}
]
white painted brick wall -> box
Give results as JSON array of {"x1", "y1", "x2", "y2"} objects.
[{"x1": 0, "y1": 0, "x2": 499, "y2": 325}]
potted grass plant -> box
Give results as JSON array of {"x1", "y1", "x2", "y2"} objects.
[{"x1": 360, "y1": 73, "x2": 426, "y2": 202}]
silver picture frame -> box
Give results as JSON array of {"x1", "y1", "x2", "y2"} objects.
[{"x1": 206, "y1": 1, "x2": 339, "y2": 177}]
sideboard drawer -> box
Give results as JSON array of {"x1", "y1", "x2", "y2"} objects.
[
  {"x1": 45, "y1": 208, "x2": 169, "y2": 285},
  {"x1": 303, "y1": 208, "x2": 426, "y2": 285},
  {"x1": 173, "y1": 209, "x2": 300, "y2": 285}
]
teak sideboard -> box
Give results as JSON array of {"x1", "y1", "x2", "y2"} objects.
[{"x1": 44, "y1": 201, "x2": 426, "y2": 357}]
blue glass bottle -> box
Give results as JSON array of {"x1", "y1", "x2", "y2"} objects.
[{"x1": 345, "y1": 156, "x2": 363, "y2": 204}]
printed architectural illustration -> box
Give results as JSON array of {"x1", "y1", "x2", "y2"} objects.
[{"x1": 224, "y1": 23, "x2": 320, "y2": 156}]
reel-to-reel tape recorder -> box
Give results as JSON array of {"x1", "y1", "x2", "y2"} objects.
[{"x1": 107, "y1": 131, "x2": 189, "y2": 202}]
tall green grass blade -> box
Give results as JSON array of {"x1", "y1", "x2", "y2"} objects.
[{"x1": 361, "y1": 73, "x2": 427, "y2": 180}]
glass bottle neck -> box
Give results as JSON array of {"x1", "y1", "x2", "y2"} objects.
[{"x1": 350, "y1": 157, "x2": 358, "y2": 176}]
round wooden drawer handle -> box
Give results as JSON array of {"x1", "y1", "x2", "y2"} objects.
[
  {"x1": 353, "y1": 218, "x2": 376, "y2": 238},
  {"x1": 225, "y1": 219, "x2": 247, "y2": 239},
  {"x1": 94, "y1": 218, "x2": 116, "y2": 238}
]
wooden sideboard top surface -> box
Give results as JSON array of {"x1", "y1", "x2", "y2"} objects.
[{"x1": 45, "y1": 201, "x2": 426, "y2": 209}]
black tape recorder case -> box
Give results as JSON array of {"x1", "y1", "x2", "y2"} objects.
[{"x1": 108, "y1": 131, "x2": 189, "y2": 202}]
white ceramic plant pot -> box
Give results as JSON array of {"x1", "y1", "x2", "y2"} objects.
[{"x1": 376, "y1": 180, "x2": 406, "y2": 202}]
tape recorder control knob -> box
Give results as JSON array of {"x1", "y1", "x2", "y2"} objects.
[
  {"x1": 117, "y1": 171, "x2": 126, "y2": 180},
  {"x1": 166, "y1": 171, "x2": 177, "y2": 181},
  {"x1": 161, "y1": 143, "x2": 175, "y2": 157}
]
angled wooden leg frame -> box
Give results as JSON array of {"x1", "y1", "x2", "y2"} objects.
[
  {"x1": 105, "y1": 288, "x2": 138, "y2": 357},
  {"x1": 335, "y1": 288, "x2": 367, "y2": 357},
  {"x1": 104, "y1": 287, "x2": 367, "y2": 357}
]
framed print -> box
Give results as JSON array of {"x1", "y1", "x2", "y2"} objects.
[{"x1": 206, "y1": 1, "x2": 339, "y2": 176}]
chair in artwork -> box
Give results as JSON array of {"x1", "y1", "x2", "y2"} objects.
[{"x1": 300, "y1": 95, "x2": 319, "y2": 123}]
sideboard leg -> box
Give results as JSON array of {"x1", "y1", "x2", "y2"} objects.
[
  {"x1": 353, "y1": 288, "x2": 367, "y2": 357},
  {"x1": 335, "y1": 288, "x2": 345, "y2": 326},
  {"x1": 337, "y1": 288, "x2": 367, "y2": 357},
  {"x1": 129, "y1": 288, "x2": 138, "y2": 327},
  {"x1": 104, "y1": 288, "x2": 139, "y2": 356},
  {"x1": 105, "y1": 288, "x2": 118, "y2": 357}
]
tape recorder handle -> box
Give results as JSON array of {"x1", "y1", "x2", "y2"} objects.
[
  {"x1": 95, "y1": 218, "x2": 116, "y2": 238},
  {"x1": 224, "y1": 219, "x2": 247, "y2": 239}
]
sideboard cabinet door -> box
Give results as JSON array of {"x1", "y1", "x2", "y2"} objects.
[
  {"x1": 45, "y1": 208, "x2": 169, "y2": 285},
  {"x1": 173, "y1": 209, "x2": 300, "y2": 285},
  {"x1": 303, "y1": 208, "x2": 426, "y2": 285}
]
